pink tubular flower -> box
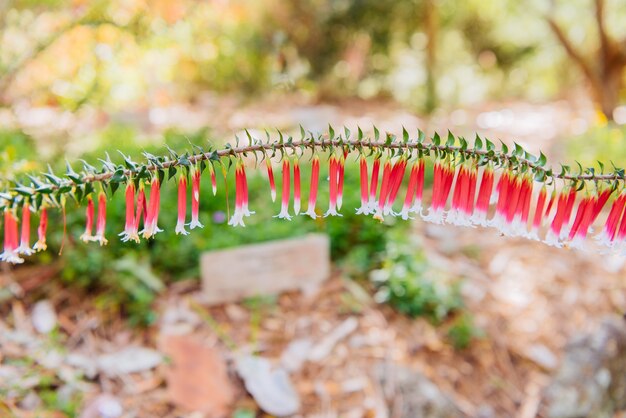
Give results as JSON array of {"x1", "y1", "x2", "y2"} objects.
[
  {"x1": 119, "y1": 182, "x2": 138, "y2": 242},
  {"x1": 356, "y1": 156, "x2": 371, "y2": 215},
  {"x1": 304, "y1": 155, "x2": 320, "y2": 219},
  {"x1": 400, "y1": 161, "x2": 419, "y2": 220},
  {"x1": 489, "y1": 171, "x2": 513, "y2": 230},
  {"x1": 1, "y1": 210, "x2": 23, "y2": 264},
  {"x1": 447, "y1": 165, "x2": 473, "y2": 227},
  {"x1": 175, "y1": 175, "x2": 189, "y2": 235},
  {"x1": 266, "y1": 159, "x2": 276, "y2": 202},
  {"x1": 596, "y1": 192, "x2": 626, "y2": 247},
  {"x1": 384, "y1": 159, "x2": 407, "y2": 216},
  {"x1": 134, "y1": 184, "x2": 146, "y2": 237},
  {"x1": 17, "y1": 203, "x2": 33, "y2": 255},
  {"x1": 325, "y1": 155, "x2": 341, "y2": 217},
  {"x1": 142, "y1": 178, "x2": 163, "y2": 238},
  {"x1": 373, "y1": 159, "x2": 392, "y2": 221},
  {"x1": 544, "y1": 190, "x2": 570, "y2": 247},
  {"x1": 529, "y1": 186, "x2": 547, "y2": 240},
  {"x1": 276, "y1": 159, "x2": 292, "y2": 220},
  {"x1": 241, "y1": 164, "x2": 254, "y2": 218},
  {"x1": 92, "y1": 192, "x2": 108, "y2": 245},
  {"x1": 568, "y1": 195, "x2": 596, "y2": 249},
  {"x1": 368, "y1": 157, "x2": 381, "y2": 211},
  {"x1": 471, "y1": 166, "x2": 494, "y2": 226},
  {"x1": 337, "y1": 155, "x2": 345, "y2": 210},
  {"x1": 293, "y1": 159, "x2": 301, "y2": 215},
  {"x1": 190, "y1": 168, "x2": 203, "y2": 229},
  {"x1": 423, "y1": 160, "x2": 453, "y2": 224},
  {"x1": 210, "y1": 164, "x2": 217, "y2": 196},
  {"x1": 411, "y1": 158, "x2": 425, "y2": 214},
  {"x1": 229, "y1": 162, "x2": 246, "y2": 227},
  {"x1": 33, "y1": 207, "x2": 48, "y2": 252},
  {"x1": 80, "y1": 196, "x2": 95, "y2": 243}
]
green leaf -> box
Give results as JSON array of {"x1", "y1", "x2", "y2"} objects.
[
  {"x1": 432, "y1": 132, "x2": 441, "y2": 146},
  {"x1": 538, "y1": 152, "x2": 547, "y2": 167},
  {"x1": 402, "y1": 126, "x2": 409, "y2": 143},
  {"x1": 344, "y1": 126, "x2": 351, "y2": 140},
  {"x1": 485, "y1": 138, "x2": 495, "y2": 151},
  {"x1": 328, "y1": 125, "x2": 335, "y2": 141},
  {"x1": 500, "y1": 141, "x2": 509, "y2": 154},
  {"x1": 459, "y1": 137, "x2": 468, "y2": 151},
  {"x1": 513, "y1": 142, "x2": 523, "y2": 157},
  {"x1": 417, "y1": 129, "x2": 425, "y2": 143},
  {"x1": 374, "y1": 126, "x2": 380, "y2": 141},
  {"x1": 357, "y1": 126, "x2": 364, "y2": 141},
  {"x1": 446, "y1": 131, "x2": 455, "y2": 146},
  {"x1": 474, "y1": 135, "x2": 483, "y2": 150},
  {"x1": 167, "y1": 165, "x2": 177, "y2": 180}
]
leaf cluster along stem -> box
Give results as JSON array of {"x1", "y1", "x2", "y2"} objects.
[{"x1": 1, "y1": 132, "x2": 624, "y2": 210}]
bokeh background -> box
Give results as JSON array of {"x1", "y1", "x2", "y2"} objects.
[{"x1": 1, "y1": 0, "x2": 626, "y2": 417}]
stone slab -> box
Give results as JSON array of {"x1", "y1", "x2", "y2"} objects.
[{"x1": 200, "y1": 234, "x2": 330, "y2": 305}]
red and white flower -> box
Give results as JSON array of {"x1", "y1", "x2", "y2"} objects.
[
  {"x1": 304, "y1": 155, "x2": 320, "y2": 219},
  {"x1": 1, "y1": 210, "x2": 24, "y2": 264},
  {"x1": 275, "y1": 159, "x2": 292, "y2": 220},
  {"x1": 17, "y1": 202, "x2": 34, "y2": 255},
  {"x1": 189, "y1": 168, "x2": 204, "y2": 229},
  {"x1": 175, "y1": 175, "x2": 189, "y2": 235}
]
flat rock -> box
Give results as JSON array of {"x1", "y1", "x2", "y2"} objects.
[
  {"x1": 161, "y1": 334, "x2": 234, "y2": 416},
  {"x1": 545, "y1": 316, "x2": 626, "y2": 418},
  {"x1": 200, "y1": 234, "x2": 330, "y2": 305},
  {"x1": 97, "y1": 347, "x2": 162, "y2": 376}
]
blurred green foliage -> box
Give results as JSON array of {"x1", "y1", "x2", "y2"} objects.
[
  {"x1": 566, "y1": 123, "x2": 626, "y2": 168},
  {"x1": 371, "y1": 229, "x2": 463, "y2": 324}
]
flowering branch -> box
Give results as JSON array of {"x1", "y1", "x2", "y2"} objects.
[{"x1": 1, "y1": 126, "x2": 626, "y2": 264}]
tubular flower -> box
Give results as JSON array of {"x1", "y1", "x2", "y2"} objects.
[
  {"x1": 119, "y1": 182, "x2": 138, "y2": 242},
  {"x1": 325, "y1": 155, "x2": 341, "y2": 217},
  {"x1": 471, "y1": 166, "x2": 494, "y2": 226},
  {"x1": 92, "y1": 193, "x2": 108, "y2": 245},
  {"x1": 228, "y1": 162, "x2": 246, "y2": 227},
  {"x1": 241, "y1": 164, "x2": 254, "y2": 218},
  {"x1": 190, "y1": 168, "x2": 204, "y2": 229},
  {"x1": 447, "y1": 164, "x2": 473, "y2": 227},
  {"x1": 544, "y1": 189, "x2": 570, "y2": 247},
  {"x1": 337, "y1": 155, "x2": 345, "y2": 210},
  {"x1": 568, "y1": 195, "x2": 596, "y2": 249},
  {"x1": 423, "y1": 160, "x2": 453, "y2": 224},
  {"x1": 80, "y1": 196, "x2": 95, "y2": 243},
  {"x1": 400, "y1": 161, "x2": 419, "y2": 220},
  {"x1": 529, "y1": 186, "x2": 548, "y2": 240},
  {"x1": 489, "y1": 171, "x2": 513, "y2": 230},
  {"x1": 133, "y1": 184, "x2": 146, "y2": 238},
  {"x1": 1, "y1": 210, "x2": 23, "y2": 264},
  {"x1": 266, "y1": 159, "x2": 277, "y2": 202},
  {"x1": 368, "y1": 157, "x2": 381, "y2": 211},
  {"x1": 210, "y1": 164, "x2": 217, "y2": 196},
  {"x1": 293, "y1": 159, "x2": 301, "y2": 216},
  {"x1": 33, "y1": 207, "x2": 48, "y2": 252},
  {"x1": 175, "y1": 175, "x2": 189, "y2": 235},
  {"x1": 142, "y1": 178, "x2": 163, "y2": 238},
  {"x1": 411, "y1": 158, "x2": 425, "y2": 214},
  {"x1": 373, "y1": 159, "x2": 392, "y2": 221},
  {"x1": 596, "y1": 191, "x2": 626, "y2": 247},
  {"x1": 17, "y1": 203, "x2": 33, "y2": 255},
  {"x1": 275, "y1": 159, "x2": 292, "y2": 220},
  {"x1": 304, "y1": 155, "x2": 320, "y2": 219},
  {"x1": 384, "y1": 159, "x2": 407, "y2": 216},
  {"x1": 356, "y1": 156, "x2": 371, "y2": 215}
]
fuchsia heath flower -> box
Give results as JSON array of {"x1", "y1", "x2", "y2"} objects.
[
  {"x1": 17, "y1": 202, "x2": 34, "y2": 255},
  {"x1": 275, "y1": 159, "x2": 292, "y2": 220},
  {"x1": 33, "y1": 207, "x2": 48, "y2": 252},
  {"x1": 304, "y1": 155, "x2": 320, "y2": 219},
  {"x1": 141, "y1": 178, "x2": 163, "y2": 238},
  {"x1": 92, "y1": 192, "x2": 108, "y2": 245},
  {"x1": 80, "y1": 196, "x2": 95, "y2": 243},
  {"x1": 189, "y1": 168, "x2": 204, "y2": 229},
  {"x1": 1, "y1": 210, "x2": 23, "y2": 264},
  {"x1": 266, "y1": 159, "x2": 277, "y2": 202},
  {"x1": 119, "y1": 182, "x2": 139, "y2": 242},
  {"x1": 325, "y1": 155, "x2": 341, "y2": 217},
  {"x1": 175, "y1": 175, "x2": 189, "y2": 235},
  {"x1": 356, "y1": 156, "x2": 371, "y2": 215}
]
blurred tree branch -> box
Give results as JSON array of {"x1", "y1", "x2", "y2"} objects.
[
  {"x1": 546, "y1": 0, "x2": 626, "y2": 120},
  {"x1": 0, "y1": 2, "x2": 135, "y2": 106}
]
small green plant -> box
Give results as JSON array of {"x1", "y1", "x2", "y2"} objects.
[
  {"x1": 446, "y1": 312, "x2": 483, "y2": 350},
  {"x1": 371, "y1": 230, "x2": 463, "y2": 324}
]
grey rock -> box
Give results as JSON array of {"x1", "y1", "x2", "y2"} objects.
[
  {"x1": 545, "y1": 316, "x2": 626, "y2": 418},
  {"x1": 375, "y1": 363, "x2": 465, "y2": 418}
]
